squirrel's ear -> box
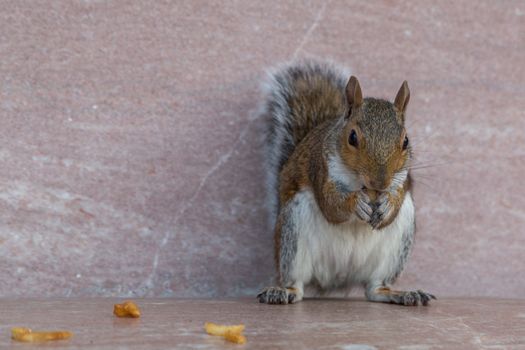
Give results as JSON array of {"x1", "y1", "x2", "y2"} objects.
[
  {"x1": 394, "y1": 80, "x2": 410, "y2": 114},
  {"x1": 345, "y1": 76, "x2": 363, "y2": 109}
]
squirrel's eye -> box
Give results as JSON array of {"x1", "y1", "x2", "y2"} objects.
[
  {"x1": 349, "y1": 129, "x2": 358, "y2": 147},
  {"x1": 402, "y1": 135, "x2": 409, "y2": 150}
]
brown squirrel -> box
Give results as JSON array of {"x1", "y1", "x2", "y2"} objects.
[{"x1": 257, "y1": 60, "x2": 435, "y2": 306}]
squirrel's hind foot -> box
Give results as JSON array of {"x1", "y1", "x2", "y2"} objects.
[
  {"x1": 391, "y1": 290, "x2": 436, "y2": 306},
  {"x1": 366, "y1": 286, "x2": 436, "y2": 306},
  {"x1": 257, "y1": 286, "x2": 301, "y2": 305}
]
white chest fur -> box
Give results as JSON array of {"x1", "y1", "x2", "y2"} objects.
[{"x1": 289, "y1": 189, "x2": 415, "y2": 292}]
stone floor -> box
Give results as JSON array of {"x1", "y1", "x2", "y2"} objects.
[{"x1": 1, "y1": 298, "x2": 523, "y2": 349}]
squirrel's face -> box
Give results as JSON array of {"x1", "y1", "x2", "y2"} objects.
[{"x1": 339, "y1": 77, "x2": 411, "y2": 192}]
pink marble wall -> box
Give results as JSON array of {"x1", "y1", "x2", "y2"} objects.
[{"x1": 0, "y1": 1, "x2": 523, "y2": 298}]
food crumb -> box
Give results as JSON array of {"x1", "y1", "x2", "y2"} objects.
[{"x1": 113, "y1": 301, "x2": 141, "y2": 318}]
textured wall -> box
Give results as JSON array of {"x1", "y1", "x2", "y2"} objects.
[{"x1": 0, "y1": 1, "x2": 523, "y2": 298}]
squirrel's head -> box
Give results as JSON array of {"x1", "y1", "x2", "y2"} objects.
[{"x1": 338, "y1": 76, "x2": 411, "y2": 192}]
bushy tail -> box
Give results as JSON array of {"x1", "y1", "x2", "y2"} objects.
[{"x1": 261, "y1": 60, "x2": 350, "y2": 225}]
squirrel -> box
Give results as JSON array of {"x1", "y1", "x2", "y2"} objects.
[{"x1": 256, "y1": 60, "x2": 436, "y2": 306}]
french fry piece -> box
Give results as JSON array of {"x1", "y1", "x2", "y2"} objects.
[
  {"x1": 11, "y1": 327, "x2": 72, "y2": 342},
  {"x1": 113, "y1": 300, "x2": 141, "y2": 318},
  {"x1": 205, "y1": 322, "x2": 246, "y2": 344},
  {"x1": 224, "y1": 330, "x2": 247, "y2": 344},
  {"x1": 11, "y1": 327, "x2": 30, "y2": 339},
  {"x1": 204, "y1": 322, "x2": 245, "y2": 336}
]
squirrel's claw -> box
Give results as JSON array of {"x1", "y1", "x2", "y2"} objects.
[{"x1": 355, "y1": 191, "x2": 373, "y2": 224}]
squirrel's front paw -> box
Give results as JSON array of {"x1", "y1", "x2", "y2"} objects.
[
  {"x1": 355, "y1": 191, "x2": 373, "y2": 224},
  {"x1": 370, "y1": 192, "x2": 394, "y2": 229}
]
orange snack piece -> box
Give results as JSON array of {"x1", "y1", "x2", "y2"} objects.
[
  {"x1": 205, "y1": 322, "x2": 246, "y2": 344},
  {"x1": 113, "y1": 300, "x2": 141, "y2": 318},
  {"x1": 11, "y1": 327, "x2": 72, "y2": 342},
  {"x1": 224, "y1": 330, "x2": 247, "y2": 344}
]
